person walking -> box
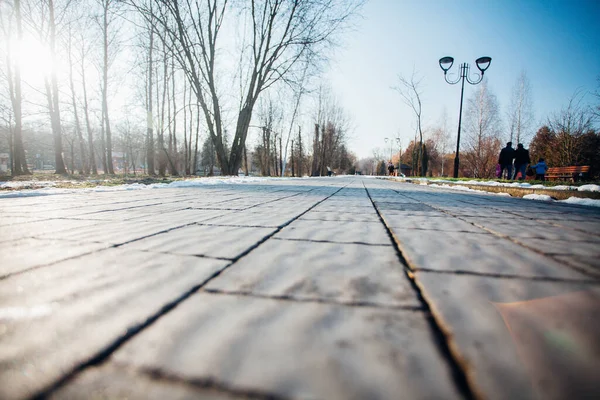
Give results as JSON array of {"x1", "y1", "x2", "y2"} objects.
[
  {"x1": 387, "y1": 162, "x2": 395, "y2": 176},
  {"x1": 531, "y1": 158, "x2": 548, "y2": 181},
  {"x1": 512, "y1": 143, "x2": 531, "y2": 180},
  {"x1": 498, "y1": 142, "x2": 516, "y2": 180}
]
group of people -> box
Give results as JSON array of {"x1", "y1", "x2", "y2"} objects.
[{"x1": 498, "y1": 142, "x2": 548, "y2": 181}]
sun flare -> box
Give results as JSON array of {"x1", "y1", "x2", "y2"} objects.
[{"x1": 9, "y1": 34, "x2": 61, "y2": 86}]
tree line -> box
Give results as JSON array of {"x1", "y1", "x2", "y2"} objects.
[
  {"x1": 360, "y1": 70, "x2": 599, "y2": 179},
  {"x1": 0, "y1": 0, "x2": 361, "y2": 177}
]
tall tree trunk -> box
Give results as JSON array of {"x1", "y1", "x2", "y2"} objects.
[
  {"x1": 168, "y1": 53, "x2": 177, "y2": 175},
  {"x1": 183, "y1": 87, "x2": 189, "y2": 175},
  {"x1": 297, "y1": 128, "x2": 303, "y2": 177},
  {"x1": 99, "y1": 98, "x2": 108, "y2": 173},
  {"x1": 156, "y1": 38, "x2": 168, "y2": 176},
  {"x1": 193, "y1": 102, "x2": 200, "y2": 175},
  {"x1": 101, "y1": 0, "x2": 114, "y2": 174},
  {"x1": 146, "y1": 18, "x2": 155, "y2": 175},
  {"x1": 311, "y1": 124, "x2": 319, "y2": 176},
  {"x1": 67, "y1": 27, "x2": 87, "y2": 174},
  {"x1": 291, "y1": 140, "x2": 294, "y2": 177},
  {"x1": 6, "y1": 0, "x2": 29, "y2": 175},
  {"x1": 81, "y1": 44, "x2": 97, "y2": 175},
  {"x1": 47, "y1": 0, "x2": 67, "y2": 174}
]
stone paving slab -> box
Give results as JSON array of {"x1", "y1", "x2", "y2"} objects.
[
  {"x1": 0, "y1": 218, "x2": 111, "y2": 243},
  {"x1": 123, "y1": 224, "x2": 277, "y2": 259},
  {"x1": 205, "y1": 239, "x2": 420, "y2": 307},
  {"x1": 34, "y1": 219, "x2": 192, "y2": 245},
  {"x1": 104, "y1": 292, "x2": 462, "y2": 400},
  {"x1": 387, "y1": 228, "x2": 590, "y2": 280},
  {"x1": 0, "y1": 248, "x2": 229, "y2": 400},
  {"x1": 0, "y1": 237, "x2": 110, "y2": 277},
  {"x1": 299, "y1": 210, "x2": 382, "y2": 222},
  {"x1": 382, "y1": 214, "x2": 488, "y2": 233},
  {"x1": 414, "y1": 271, "x2": 600, "y2": 400},
  {"x1": 274, "y1": 218, "x2": 390, "y2": 245},
  {"x1": 51, "y1": 365, "x2": 249, "y2": 400}
]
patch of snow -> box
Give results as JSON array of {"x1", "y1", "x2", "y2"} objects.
[
  {"x1": 523, "y1": 194, "x2": 553, "y2": 201},
  {"x1": 429, "y1": 184, "x2": 489, "y2": 194},
  {"x1": 0, "y1": 176, "x2": 301, "y2": 198},
  {"x1": 578, "y1": 184, "x2": 600, "y2": 192},
  {"x1": 559, "y1": 197, "x2": 600, "y2": 207},
  {"x1": 0, "y1": 181, "x2": 59, "y2": 189}
]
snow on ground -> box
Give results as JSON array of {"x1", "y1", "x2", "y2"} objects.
[
  {"x1": 399, "y1": 177, "x2": 599, "y2": 192},
  {"x1": 560, "y1": 197, "x2": 600, "y2": 207},
  {"x1": 428, "y1": 183, "x2": 508, "y2": 196},
  {"x1": 523, "y1": 194, "x2": 553, "y2": 201},
  {"x1": 522, "y1": 193, "x2": 600, "y2": 208},
  {"x1": 0, "y1": 176, "x2": 304, "y2": 198}
]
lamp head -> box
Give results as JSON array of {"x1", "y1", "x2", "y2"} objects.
[
  {"x1": 439, "y1": 56, "x2": 454, "y2": 73},
  {"x1": 475, "y1": 56, "x2": 492, "y2": 73}
]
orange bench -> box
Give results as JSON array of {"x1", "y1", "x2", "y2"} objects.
[{"x1": 546, "y1": 166, "x2": 590, "y2": 182}]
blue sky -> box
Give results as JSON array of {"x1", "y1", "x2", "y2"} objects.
[{"x1": 324, "y1": 0, "x2": 600, "y2": 158}]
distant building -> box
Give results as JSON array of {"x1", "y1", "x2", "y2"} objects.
[{"x1": 399, "y1": 163, "x2": 412, "y2": 176}]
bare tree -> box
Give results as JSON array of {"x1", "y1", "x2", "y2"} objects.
[
  {"x1": 66, "y1": 24, "x2": 88, "y2": 174},
  {"x1": 77, "y1": 27, "x2": 98, "y2": 174},
  {"x1": 394, "y1": 71, "x2": 425, "y2": 175},
  {"x1": 129, "y1": 0, "x2": 360, "y2": 175},
  {"x1": 507, "y1": 70, "x2": 534, "y2": 144},
  {"x1": 547, "y1": 89, "x2": 594, "y2": 167},
  {"x1": 462, "y1": 79, "x2": 502, "y2": 178},
  {"x1": 1, "y1": 0, "x2": 30, "y2": 175},
  {"x1": 96, "y1": 0, "x2": 121, "y2": 174},
  {"x1": 37, "y1": 0, "x2": 68, "y2": 174}
]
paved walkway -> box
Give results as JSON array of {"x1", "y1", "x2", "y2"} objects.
[{"x1": 1, "y1": 177, "x2": 599, "y2": 400}]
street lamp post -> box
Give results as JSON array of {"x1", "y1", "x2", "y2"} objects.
[{"x1": 439, "y1": 56, "x2": 492, "y2": 178}]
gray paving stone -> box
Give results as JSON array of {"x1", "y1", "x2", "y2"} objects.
[
  {"x1": 0, "y1": 237, "x2": 110, "y2": 276},
  {"x1": 0, "y1": 218, "x2": 112, "y2": 243},
  {"x1": 542, "y1": 219, "x2": 600, "y2": 236},
  {"x1": 390, "y1": 229, "x2": 592, "y2": 280},
  {"x1": 414, "y1": 271, "x2": 600, "y2": 400},
  {"x1": 206, "y1": 210, "x2": 302, "y2": 227},
  {"x1": 108, "y1": 292, "x2": 462, "y2": 400},
  {"x1": 382, "y1": 214, "x2": 488, "y2": 233},
  {"x1": 525, "y1": 237, "x2": 600, "y2": 256},
  {"x1": 122, "y1": 224, "x2": 276, "y2": 259},
  {"x1": 311, "y1": 203, "x2": 378, "y2": 214},
  {"x1": 275, "y1": 218, "x2": 390, "y2": 245},
  {"x1": 123, "y1": 208, "x2": 233, "y2": 223},
  {"x1": 299, "y1": 210, "x2": 382, "y2": 222},
  {"x1": 206, "y1": 239, "x2": 419, "y2": 307},
  {"x1": 35, "y1": 219, "x2": 190, "y2": 245},
  {"x1": 51, "y1": 364, "x2": 250, "y2": 400},
  {"x1": 0, "y1": 248, "x2": 229, "y2": 400},
  {"x1": 476, "y1": 221, "x2": 600, "y2": 242}
]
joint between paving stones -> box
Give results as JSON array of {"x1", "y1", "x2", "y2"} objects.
[
  {"x1": 271, "y1": 236, "x2": 392, "y2": 247},
  {"x1": 131, "y1": 364, "x2": 290, "y2": 400},
  {"x1": 363, "y1": 182, "x2": 479, "y2": 400},
  {"x1": 202, "y1": 287, "x2": 425, "y2": 311},
  {"x1": 28, "y1": 183, "x2": 352, "y2": 400},
  {"x1": 414, "y1": 268, "x2": 600, "y2": 284}
]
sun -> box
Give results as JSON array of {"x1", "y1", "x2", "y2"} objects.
[{"x1": 9, "y1": 34, "x2": 62, "y2": 86}]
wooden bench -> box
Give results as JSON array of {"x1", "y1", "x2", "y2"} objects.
[{"x1": 546, "y1": 166, "x2": 590, "y2": 182}]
